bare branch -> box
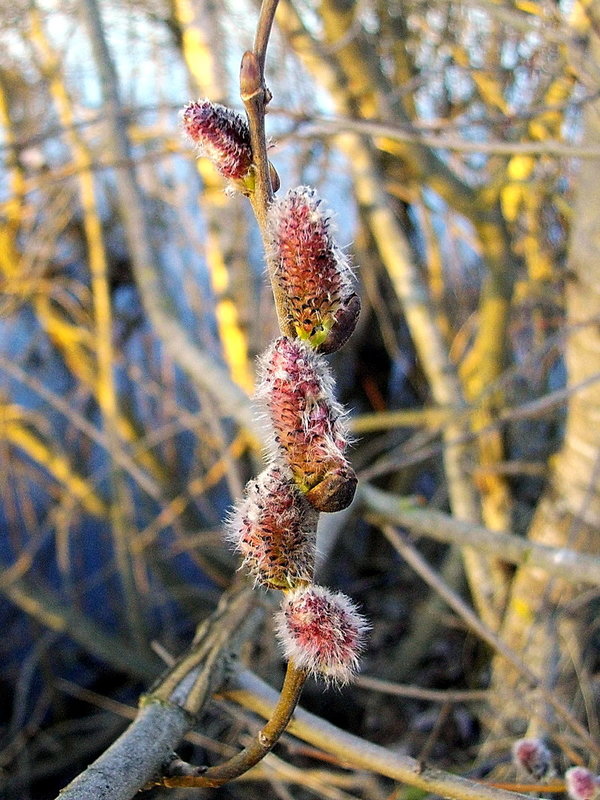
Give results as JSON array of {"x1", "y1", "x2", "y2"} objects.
[
  {"x1": 361, "y1": 483, "x2": 600, "y2": 588},
  {"x1": 226, "y1": 669, "x2": 534, "y2": 800}
]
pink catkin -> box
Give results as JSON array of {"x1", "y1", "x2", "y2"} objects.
[
  {"x1": 228, "y1": 464, "x2": 318, "y2": 589},
  {"x1": 257, "y1": 336, "x2": 357, "y2": 512},
  {"x1": 565, "y1": 767, "x2": 600, "y2": 800},
  {"x1": 511, "y1": 738, "x2": 552, "y2": 780},
  {"x1": 276, "y1": 585, "x2": 368, "y2": 685},
  {"x1": 182, "y1": 100, "x2": 252, "y2": 180},
  {"x1": 267, "y1": 186, "x2": 360, "y2": 353}
]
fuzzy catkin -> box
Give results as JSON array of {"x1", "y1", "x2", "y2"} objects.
[
  {"x1": 182, "y1": 100, "x2": 253, "y2": 180},
  {"x1": 256, "y1": 336, "x2": 357, "y2": 512},
  {"x1": 267, "y1": 186, "x2": 360, "y2": 353},
  {"x1": 276, "y1": 585, "x2": 368, "y2": 685},
  {"x1": 228, "y1": 464, "x2": 318, "y2": 589}
]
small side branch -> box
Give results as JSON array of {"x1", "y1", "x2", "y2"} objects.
[
  {"x1": 54, "y1": 584, "x2": 261, "y2": 800},
  {"x1": 156, "y1": 661, "x2": 307, "y2": 788}
]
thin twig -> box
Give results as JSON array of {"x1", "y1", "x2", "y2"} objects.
[
  {"x1": 156, "y1": 661, "x2": 307, "y2": 788},
  {"x1": 379, "y1": 525, "x2": 600, "y2": 758},
  {"x1": 355, "y1": 674, "x2": 490, "y2": 703},
  {"x1": 361, "y1": 483, "x2": 600, "y2": 588},
  {"x1": 253, "y1": 0, "x2": 281, "y2": 76},
  {"x1": 292, "y1": 116, "x2": 600, "y2": 159},
  {"x1": 241, "y1": 0, "x2": 292, "y2": 335}
]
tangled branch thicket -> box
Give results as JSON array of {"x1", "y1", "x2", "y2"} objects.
[{"x1": 1, "y1": 0, "x2": 600, "y2": 798}]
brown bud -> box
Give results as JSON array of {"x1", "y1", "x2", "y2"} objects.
[
  {"x1": 305, "y1": 464, "x2": 357, "y2": 513},
  {"x1": 240, "y1": 51, "x2": 261, "y2": 101}
]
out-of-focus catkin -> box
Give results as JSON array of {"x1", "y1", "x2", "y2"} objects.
[{"x1": 565, "y1": 767, "x2": 600, "y2": 800}]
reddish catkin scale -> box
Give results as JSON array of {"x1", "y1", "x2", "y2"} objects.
[
  {"x1": 257, "y1": 336, "x2": 357, "y2": 512},
  {"x1": 228, "y1": 464, "x2": 318, "y2": 590},
  {"x1": 276, "y1": 585, "x2": 368, "y2": 685},
  {"x1": 267, "y1": 187, "x2": 360, "y2": 354},
  {"x1": 181, "y1": 100, "x2": 253, "y2": 181}
]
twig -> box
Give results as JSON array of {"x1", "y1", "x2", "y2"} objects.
[
  {"x1": 354, "y1": 674, "x2": 490, "y2": 703},
  {"x1": 156, "y1": 661, "x2": 307, "y2": 788},
  {"x1": 292, "y1": 115, "x2": 600, "y2": 159},
  {"x1": 253, "y1": 0, "x2": 281, "y2": 77},
  {"x1": 361, "y1": 483, "x2": 600, "y2": 588},
  {"x1": 3, "y1": 574, "x2": 160, "y2": 680},
  {"x1": 240, "y1": 0, "x2": 291, "y2": 334},
  {"x1": 379, "y1": 524, "x2": 600, "y2": 758}
]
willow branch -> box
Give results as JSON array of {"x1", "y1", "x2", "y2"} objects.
[
  {"x1": 253, "y1": 0, "x2": 280, "y2": 76},
  {"x1": 156, "y1": 661, "x2": 306, "y2": 788},
  {"x1": 360, "y1": 483, "x2": 600, "y2": 588},
  {"x1": 225, "y1": 669, "x2": 533, "y2": 800}
]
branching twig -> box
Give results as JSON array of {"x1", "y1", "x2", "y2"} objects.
[
  {"x1": 155, "y1": 661, "x2": 306, "y2": 788},
  {"x1": 379, "y1": 524, "x2": 600, "y2": 759}
]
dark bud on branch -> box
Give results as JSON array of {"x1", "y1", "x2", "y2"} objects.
[{"x1": 240, "y1": 50, "x2": 261, "y2": 101}]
